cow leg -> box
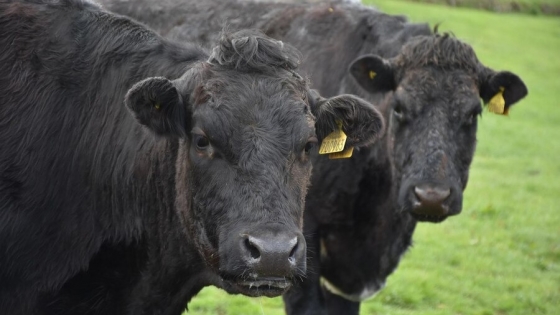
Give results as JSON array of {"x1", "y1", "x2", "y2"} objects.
[{"x1": 323, "y1": 289, "x2": 360, "y2": 315}]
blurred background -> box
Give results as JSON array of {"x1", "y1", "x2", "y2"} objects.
[{"x1": 182, "y1": 0, "x2": 560, "y2": 314}]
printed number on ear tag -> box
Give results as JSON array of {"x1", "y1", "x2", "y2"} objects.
[
  {"x1": 329, "y1": 147, "x2": 354, "y2": 159},
  {"x1": 488, "y1": 87, "x2": 506, "y2": 115},
  {"x1": 319, "y1": 121, "x2": 348, "y2": 155}
]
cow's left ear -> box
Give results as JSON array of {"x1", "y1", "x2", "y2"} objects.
[
  {"x1": 308, "y1": 89, "x2": 384, "y2": 148},
  {"x1": 479, "y1": 70, "x2": 528, "y2": 115},
  {"x1": 349, "y1": 55, "x2": 396, "y2": 93},
  {"x1": 125, "y1": 77, "x2": 189, "y2": 137}
]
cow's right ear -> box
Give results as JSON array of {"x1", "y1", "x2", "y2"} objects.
[
  {"x1": 349, "y1": 55, "x2": 396, "y2": 93},
  {"x1": 479, "y1": 70, "x2": 528, "y2": 115},
  {"x1": 125, "y1": 77, "x2": 189, "y2": 137},
  {"x1": 308, "y1": 89, "x2": 384, "y2": 148}
]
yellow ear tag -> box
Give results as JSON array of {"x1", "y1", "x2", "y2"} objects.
[
  {"x1": 328, "y1": 7, "x2": 334, "y2": 12},
  {"x1": 154, "y1": 102, "x2": 161, "y2": 110},
  {"x1": 488, "y1": 87, "x2": 505, "y2": 115},
  {"x1": 369, "y1": 70, "x2": 376, "y2": 80},
  {"x1": 329, "y1": 147, "x2": 354, "y2": 159},
  {"x1": 319, "y1": 121, "x2": 347, "y2": 155}
]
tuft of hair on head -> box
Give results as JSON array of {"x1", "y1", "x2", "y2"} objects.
[
  {"x1": 395, "y1": 31, "x2": 480, "y2": 74},
  {"x1": 207, "y1": 29, "x2": 302, "y2": 74}
]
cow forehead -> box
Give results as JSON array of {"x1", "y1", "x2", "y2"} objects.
[
  {"x1": 199, "y1": 71, "x2": 307, "y2": 105},
  {"x1": 192, "y1": 83, "x2": 313, "y2": 159},
  {"x1": 194, "y1": 86, "x2": 310, "y2": 126},
  {"x1": 400, "y1": 70, "x2": 479, "y2": 99},
  {"x1": 395, "y1": 71, "x2": 480, "y2": 119},
  {"x1": 196, "y1": 104, "x2": 312, "y2": 144}
]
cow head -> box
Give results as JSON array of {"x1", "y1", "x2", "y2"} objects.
[
  {"x1": 125, "y1": 30, "x2": 383, "y2": 297},
  {"x1": 350, "y1": 33, "x2": 527, "y2": 222}
]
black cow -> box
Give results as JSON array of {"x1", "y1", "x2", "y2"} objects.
[
  {"x1": 96, "y1": 0, "x2": 528, "y2": 314},
  {"x1": 0, "y1": 1, "x2": 384, "y2": 314}
]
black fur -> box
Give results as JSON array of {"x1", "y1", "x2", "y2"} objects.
[
  {"x1": 97, "y1": 0, "x2": 527, "y2": 314},
  {"x1": 125, "y1": 77, "x2": 187, "y2": 137},
  {"x1": 208, "y1": 29, "x2": 301, "y2": 72},
  {"x1": 0, "y1": 1, "x2": 384, "y2": 314},
  {"x1": 309, "y1": 91, "x2": 385, "y2": 148}
]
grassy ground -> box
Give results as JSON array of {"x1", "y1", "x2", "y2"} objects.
[
  {"x1": 184, "y1": 1, "x2": 560, "y2": 314},
  {"x1": 395, "y1": 0, "x2": 560, "y2": 16}
]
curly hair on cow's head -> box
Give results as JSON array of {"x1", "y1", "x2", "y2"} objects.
[
  {"x1": 395, "y1": 32, "x2": 481, "y2": 75},
  {"x1": 207, "y1": 29, "x2": 302, "y2": 74}
]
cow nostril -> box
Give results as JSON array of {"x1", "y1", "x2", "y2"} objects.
[
  {"x1": 289, "y1": 239, "x2": 299, "y2": 261},
  {"x1": 244, "y1": 237, "x2": 261, "y2": 260}
]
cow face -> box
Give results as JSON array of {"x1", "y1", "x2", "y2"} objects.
[
  {"x1": 125, "y1": 31, "x2": 383, "y2": 297},
  {"x1": 350, "y1": 34, "x2": 527, "y2": 222}
]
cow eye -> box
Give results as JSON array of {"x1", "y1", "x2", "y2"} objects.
[
  {"x1": 464, "y1": 108, "x2": 482, "y2": 126},
  {"x1": 193, "y1": 134, "x2": 210, "y2": 150},
  {"x1": 304, "y1": 137, "x2": 318, "y2": 154}
]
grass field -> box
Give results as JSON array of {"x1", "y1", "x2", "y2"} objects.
[
  {"x1": 393, "y1": 0, "x2": 560, "y2": 15},
  {"x1": 184, "y1": 1, "x2": 560, "y2": 314}
]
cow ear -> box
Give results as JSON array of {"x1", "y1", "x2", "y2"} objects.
[
  {"x1": 479, "y1": 70, "x2": 528, "y2": 115},
  {"x1": 308, "y1": 89, "x2": 384, "y2": 148},
  {"x1": 349, "y1": 55, "x2": 396, "y2": 93},
  {"x1": 125, "y1": 77, "x2": 189, "y2": 137}
]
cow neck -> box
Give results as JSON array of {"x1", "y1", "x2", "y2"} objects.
[
  {"x1": 83, "y1": 11, "x2": 213, "y2": 292},
  {"x1": 76, "y1": 15, "x2": 205, "y2": 244}
]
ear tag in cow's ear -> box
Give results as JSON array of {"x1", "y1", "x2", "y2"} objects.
[
  {"x1": 488, "y1": 87, "x2": 506, "y2": 115},
  {"x1": 319, "y1": 121, "x2": 347, "y2": 155},
  {"x1": 329, "y1": 147, "x2": 354, "y2": 159},
  {"x1": 369, "y1": 70, "x2": 376, "y2": 80}
]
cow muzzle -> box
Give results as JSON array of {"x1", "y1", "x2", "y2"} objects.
[
  {"x1": 220, "y1": 224, "x2": 307, "y2": 297},
  {"x1": 400, "y1": 181, "x2": 462, "y2": 222}
]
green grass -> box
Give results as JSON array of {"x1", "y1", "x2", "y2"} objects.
[
  {"x1": 184, "y1": 2, "x2": 560, "y2": 314},
  {"x1": 392, "y1": 0, "x2": 560, "y2": 16}
]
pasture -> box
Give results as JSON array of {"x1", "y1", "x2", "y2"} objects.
[
  {"x1": 392, "y1": 0, "x2": 560, "y2": 15},
  {"x1": 184, "y1": 1, "x2": 560, "y2": 314}
]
